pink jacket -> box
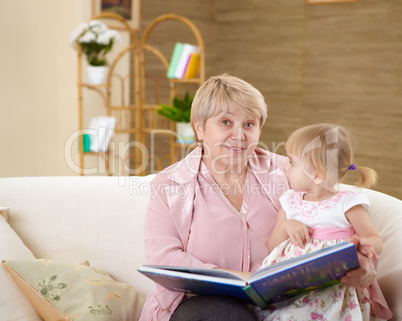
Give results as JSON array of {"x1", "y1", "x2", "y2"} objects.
[{"x1": 139, "y1": 147, "x2": 289, "y2": 321}]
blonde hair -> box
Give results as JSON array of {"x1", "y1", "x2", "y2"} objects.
[
  {"x1": 190, "y1": 74, "x2": 267, "y2": 134},
  {"x1": 286, "y1": 123, "x2": 377, "y2": 188}
]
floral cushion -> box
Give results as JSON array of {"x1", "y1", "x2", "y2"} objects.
[
  {"x1": 0, "y1": 206, "x2": 10, "y2": 221},
  {"x1": 2, "y1": 259, "x2": 140, "y2": 321},
  {"x1": 0, "y1": 212, "x2": 43, "y2": 321}
]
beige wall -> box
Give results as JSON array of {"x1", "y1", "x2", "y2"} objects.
[
  {"x1": 0, "y1": 0, "x2": 89, "y2": 177},
  {"x1": 1, "y1": 0, "x2": 401, "y2": 199}
]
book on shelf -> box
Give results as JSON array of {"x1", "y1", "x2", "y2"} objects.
[
  {"x1": 78, "y1": 133, "x2": 91, "y2": 153},
  {"x1": 183, "y1": 53, "x2": 201, "y2": 79},
  {"x1": 138, "y1": 242, "x2": 359, "y2": 309},
  {"x1": 167, "y1": 42, "x2": 184, "y2": 79},
  {"x1": 173, "y1": 43, "x2": 200, "y2": 79}
]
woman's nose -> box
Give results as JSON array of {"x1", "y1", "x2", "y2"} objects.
[{"x1": 232, "y1": 126, "x2": 245, "y2": 140}]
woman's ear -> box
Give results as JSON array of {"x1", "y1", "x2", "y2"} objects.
[{"x1": 193, "y1": 120, "x2": 203, "y2": 141}]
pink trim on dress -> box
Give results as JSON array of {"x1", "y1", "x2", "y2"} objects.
[{"x1": 310, "y1": 226, "x2": 355, "y2": 240}]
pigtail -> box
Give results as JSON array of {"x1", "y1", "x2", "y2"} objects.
[{"x1": 354, "y1": 165, "x2": 377, "y2": 188}]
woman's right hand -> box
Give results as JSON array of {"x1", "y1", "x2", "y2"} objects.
[
  {"x1": 216, "y1": 268, "x2": 252, "y2": 280},
  {"x1": 284, "y1": 219, "x2": 313, "y2": 249}
]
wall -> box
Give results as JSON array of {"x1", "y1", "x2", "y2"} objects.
[
  {"x1": 211, "y1": 0, "x2": 402, "y2": 199},
  {"x1": 141, "y1": 0, "x2": 402, "y2": 199},
  {"x1": 0, "y1": 0, "x2": 401, "y2": 199},
  {"x1": 0, "y1": 0, "x2": 86, "y2": 176}
]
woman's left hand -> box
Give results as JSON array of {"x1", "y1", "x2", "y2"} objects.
[{"x1": 340, "y1": 235, "x2": 376, "y2": 288}]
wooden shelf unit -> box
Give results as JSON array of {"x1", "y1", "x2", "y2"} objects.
[{"x1": 77, "y1": 13, "x2": 205, "y2": 175}]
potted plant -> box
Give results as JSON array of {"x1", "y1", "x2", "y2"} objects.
[
  {"x1": 158, "y1": 92, "x2": 195, "y2": 144},
  {"x1": 70, "y1": 20, "x2": 121, "y2": 84}
]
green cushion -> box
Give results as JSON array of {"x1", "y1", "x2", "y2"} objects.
[{"x1": 3, "y1": 259, "x2": 139, "y2": 321}]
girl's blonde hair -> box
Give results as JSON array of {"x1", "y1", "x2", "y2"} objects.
[
  {"x1": 190, "y1": 74, "x2": 267, "y2": 135},
  {"x1": 286, "y1": 123, "x2": 377, "y2": 188}
]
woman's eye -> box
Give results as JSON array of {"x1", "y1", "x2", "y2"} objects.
[
  {"x1": 245, "y1": 122, "x2": 254, "y2": 128},
  {"x1": 222, "y1": 120, "x2": 230, "y2": 125}
]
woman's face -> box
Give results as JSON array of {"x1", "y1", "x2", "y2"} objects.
[{"x1": 193, "y1": 105, "x2": 261, "y2": 174}]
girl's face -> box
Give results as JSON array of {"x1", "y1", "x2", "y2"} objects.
[
  {"x1": 193, "y1": 105, "x2": 261, "y2": 174},
  {"x1": 284, "y1": 152, "x2": 315, "y2": 192}
]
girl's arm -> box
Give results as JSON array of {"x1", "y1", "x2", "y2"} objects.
[
  {"x1": 268, "y1": 208, "x2": 312, "y2": 251},
  {"x1": 267, "y1": 208, "x2": 288, "y2": 251},
  {"x1": 345, "y1": 204, "x2": 383, "y2": 256}
]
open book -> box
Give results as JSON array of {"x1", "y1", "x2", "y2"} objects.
[{"x1": 138, "y1": 242, "x2": 359, "y2": 308}]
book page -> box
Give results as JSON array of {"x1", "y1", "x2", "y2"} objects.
[{"x1": 149, "y1": 266, "x2": 246, "y2": 281}]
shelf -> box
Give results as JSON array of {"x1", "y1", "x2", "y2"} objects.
[
  {"x1": 81, "y1": 151, "x2": 110, "y2": 155},
  {"x1": 81, "y1": 83, "x2": 111, "y2": 89},
  {"x1": 172, "y1": 142, "x2": 197, "y2": 148},
  {"x1": 170, "y1": 78, "x2": 202, "y2": 84},
  {"x1": 78, "y1": 13, "x2": 205, "y2": 175}
]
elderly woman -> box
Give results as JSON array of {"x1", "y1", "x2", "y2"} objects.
[{"x1": 139, "y1": 75, "x2": 376, "y2": 321}]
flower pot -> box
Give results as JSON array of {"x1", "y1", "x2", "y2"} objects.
[
  {"x1": 175, "y1": 122, "x2": 195, "y2": 144},
  {"x1": 86, "y1": 66, "x2": 108, "y2": 85}
]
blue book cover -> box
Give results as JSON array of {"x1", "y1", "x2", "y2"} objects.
[{"x1": 138, "y1": 242, "x2": 359, "y2": 308}]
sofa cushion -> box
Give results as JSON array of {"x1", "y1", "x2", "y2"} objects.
[
  {"x1": 0, "y1": 176, "x2": 156, "y2": 298},
  {"x1": 0, "y1": 213, "x2": 42, "y2": 321},
  {"x1": 3, "y1": 259, "x2": 142, "y2": 321},
  {"x1": 0, "y1": 206, "x2": 10, "y2": 221}
]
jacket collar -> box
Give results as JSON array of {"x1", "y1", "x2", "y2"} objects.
[{"x1": 166, "y1": 146, "x2": 203, "y2": 185}]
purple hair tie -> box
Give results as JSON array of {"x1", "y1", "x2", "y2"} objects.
[{"x1": 348, "y1": 164, "x2": 356, "y2": 171}]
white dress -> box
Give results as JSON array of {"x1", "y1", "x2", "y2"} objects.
[{"x1": 254, "y1": 189, "x2": 388, "y2": 321}]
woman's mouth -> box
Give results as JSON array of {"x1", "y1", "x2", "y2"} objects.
[{"x1": 226, "y1": 145, "x2": 246, "y2": 152}]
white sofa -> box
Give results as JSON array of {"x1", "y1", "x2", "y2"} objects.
[{"x1": 0, "y1": 176, "x2": 401, "y2": 320}]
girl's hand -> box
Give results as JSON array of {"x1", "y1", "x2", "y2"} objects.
[
  {"x1": 357, "y1": 237, "x2": 377, "y2": 259},
  {"x1": 283, "y1": 219, "x2": 313, "y2": 249},
  {"x1": 349, "y1": 235, "x2": 377, "y2": 259}
]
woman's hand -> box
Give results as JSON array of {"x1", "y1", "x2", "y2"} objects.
[
  {"x1": 284, "y1": 219, "x2": 313, "y2": 249},
  {"x1": 340, "y1": 252, "x2": 376, "y2": 288},
  {"x1": 341, "y1": 235, "x2": 376, "y2": 288},
  {"x1": 216, "y1": 268, "x2": 252, "y2": 280}
]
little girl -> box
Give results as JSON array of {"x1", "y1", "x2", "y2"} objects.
[{"x1": 255, "y1": 124, "x2": 392, "y2": 321}]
